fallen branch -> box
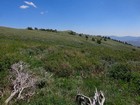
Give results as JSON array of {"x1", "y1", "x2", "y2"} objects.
[
  {"x1": 5, "y1": 61, "x2": 36, "y2": 105},
  {"x1": 76, "y1": 88, "x2": 105, "y2": 105}
]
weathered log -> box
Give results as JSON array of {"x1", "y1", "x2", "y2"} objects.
[{"x1": 76, "y1": 88, "x2": 105, "y2": 105}]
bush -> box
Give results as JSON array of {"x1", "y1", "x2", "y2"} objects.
[
  {"x1": 79, "y1": 34, "x2": 83, "y2": 37},
  {"x1": 85, "y1": 35, "x2": 88, "y2": 40},
  {"x1": 132, "y1": 48, "x2": 136, "y2": 51},
  {"x1": 92, "y1": 37, "x2": 95, "y2": 41},
  {"x1": 34, "y1": 27, "x2": 38, "y2": 30},
  {"x1": 68, "y1": 31, "x2": 76, "y2": 35},
  {"x1": 104, "y1": 38, "x2": 107, "y2": 41},
  {"x1": 46, "y1": 29, "x2": 57, "y2": 32},
  {"x1": 108, "y1": 63, "x2": 132, "y2": 82},
  {"x1": 27, "y1": 27, "x2": 33, "y2": 30},
  {"x1": 97, "y1": 39, "x2": 101, "y2": 44},
  {"x1": 39, "y1": 28, "x2": 46, "y2": 31}
]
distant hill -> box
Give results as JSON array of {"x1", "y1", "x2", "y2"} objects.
[{"x1": 110, "y1": 36, "x2": 140, "y2": 46}]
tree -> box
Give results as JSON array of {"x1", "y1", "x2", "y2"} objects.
[
  {"x1": 46, "y1": 29, "x2": 57, "y2": 32},
  {"x1": 107, "y1": 37, "x2": 111, "y2": 39},
  {"x1": 27, "y1": 27, "x2": 33, "y2": 30},
  {"x1": 39, "y1": 28, "x2": 46, "y2": 31},
  {"x1": 34, "y1": 27, "x2": 38, "y2": 30}
]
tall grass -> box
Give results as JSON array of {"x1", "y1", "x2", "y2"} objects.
[{"x1": 0, "y1": 27, "x2": 140, "y2": 105}]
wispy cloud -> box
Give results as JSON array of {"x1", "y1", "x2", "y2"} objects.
[
  {"x1": 40, "y1": 12, "x2": 45, "y2": 15},
  {"x1": 40, "y1": 11, "x2": 48, "y2": 15},
  {"x1": 24, "y1": 1, "x2": 37, "y2": 8},
  {"x1": 19, "y1": 5, "x2": 29, "y2": 9}
]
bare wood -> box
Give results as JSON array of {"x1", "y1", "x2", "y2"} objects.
[
  {"x1": 76, "y1": 88, "x2": 105, "y2": 105},
  {"x1": 5, "y1": 62, "x2": 36, "y2": 105},
  {"x1": 5, "y1": 90, "x2": 19, "y2": 105}
]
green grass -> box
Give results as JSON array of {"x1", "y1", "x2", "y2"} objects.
[{"x1": 0, "y1": 27, "x2": 140, "y2": 105}]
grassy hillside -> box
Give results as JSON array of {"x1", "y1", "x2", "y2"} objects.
[{"x1": 0, "y1": 27, "x2": 140, "y2": 105}]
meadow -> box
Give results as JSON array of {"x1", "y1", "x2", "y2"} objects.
[{"x1": 0, "y1": 27, "x2": 140, "y2": 105}]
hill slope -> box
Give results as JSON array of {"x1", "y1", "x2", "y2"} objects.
[
  {"x1": 110, "y1": 36, "x2": 140, "y2": 47},
  {"x1": 0, "y1": 27, "x2": 140, "y2": 105}
]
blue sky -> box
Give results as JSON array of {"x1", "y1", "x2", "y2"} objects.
[{"x1": 0, "y1": 0, "x2": 140, "y2": 36}]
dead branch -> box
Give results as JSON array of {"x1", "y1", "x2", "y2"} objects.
[
  {"x1": 5, "y1": 61, "x2": 36, "y2": 105},
  {"x1": 76, "y1": 88, "x2": 105, "y2": 105}
]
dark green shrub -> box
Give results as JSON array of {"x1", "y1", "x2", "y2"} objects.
[
  {"x1": 104, "y1": 38, "x2": 107, "y2": 41},
  {"x1": 46, "y1": 29, "x2": 57, "y2": 32},
  {"x1": 85, "y1": 35, "x2": 88, "y2": 40},
  {"x1": 107, "y1": 37, "x2": 111, "y2": 39},
  {"x1": 92, "y1": 37, "x2": 95, "y2": 41},
  {"x1": 108, "y1": 63, "x2": 132, "y2": 82},
  {"x1": 132, "y1": 48, "x2": 136, "y2": 51},
  {"x1": 79, "y1": 34, "x2": 82, "y2": 37},
  {"x1": 97, "y1": 39, "x2": 101, "y2": 44},
  {"x1": 27, "y1": 27, "x2": 33, "y2": 30},
  {"x1": 39, "y1": 28, "x2": 46, "y2": 31},
  {"x1": 68, "y1": 31, "x2": 76, "y2": 35},
  {"x1": 34, "y1": 27, "x2": 38, "y2": 30}
]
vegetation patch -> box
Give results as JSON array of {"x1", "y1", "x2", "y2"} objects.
[{"x1": 0, "y1": 27, "x2": 140, "y2": 105}]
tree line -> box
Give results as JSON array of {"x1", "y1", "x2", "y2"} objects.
[
  {"x1": 27, "y1": 27, "x2": 57, "y2": 32},
  {"x1": 27, "y1": 27, "x2": 133, "y2": 46}
]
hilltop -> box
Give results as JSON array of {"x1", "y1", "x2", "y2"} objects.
[{"x1": 0, "y1": 27, "x2": 140, "y2": 105}]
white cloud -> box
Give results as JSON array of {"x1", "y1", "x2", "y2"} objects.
[
  {"x1": 40, "y1": 11, "x2": 48, "y2": 15},
  {"x1": 40, "y1": 12, "x2": 45, "y2": 15},
  {"x1": 24, "y1": 1, "x2": 37, "y2": 8},
  {"x1": 19, "y1": 5, "x2": 29, "y2": 9}
]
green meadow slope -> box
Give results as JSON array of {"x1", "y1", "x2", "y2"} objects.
[{"x1": 0, "y1": 27, "x2": 140, "y2": 105}]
